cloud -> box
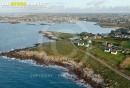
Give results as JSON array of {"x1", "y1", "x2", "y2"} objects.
[
  {"x1": 0, "y1": 1, "x2": 130, "y2": 13},
  {"x1": 86, "y1": 0, "x2": 106, "y2": 7}
]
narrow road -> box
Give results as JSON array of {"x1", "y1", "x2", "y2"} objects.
[{"x1": 71, "y1": 40, "x2": 130, "y2": 81}]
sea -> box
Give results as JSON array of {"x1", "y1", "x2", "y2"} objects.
[{"x1": 0, "y1": 21, "x2": 115, "y2": 88}]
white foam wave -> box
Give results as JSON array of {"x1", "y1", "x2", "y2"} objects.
[
  {"x1": 60, "y1": 72, "x2": 92, "y2": 88},
  {"x1": 1, "y1": 56, "x2": 92, "y2": 88},
  {"x1": 1, "y1": 56, "x2": 8, "y2": 59},
  {"x1": 10, "y1": 58, "x2": 16, "y2": 60},
  {"x1": 1, "y1": 56, "x2": 39, "y2": 66},
  {"x1": 61, "y1": 72, "x2": 77, "y2": 80},
  {"x1": 76, "y1": 79, "x2": 92, "y2": 88},
  {"x1": 45, "y1": 65, "x2": 68, "y2": 71},
  {"x1": 1, "y1": 56, "x2": 68, "y2": 71},
  {"x1": 17, "y1": 59, "x2": 37, "y2": 65}
]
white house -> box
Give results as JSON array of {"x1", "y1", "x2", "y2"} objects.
[
  {"x1": 78, "y1": 42, "x2": 85, "y2": 46},
  {"x1": 83, "y1": 36, "x2": 88, "y2": 40},
  {"x1": 111, "y1": 50, "x2": 118, "y2": 55},
  {"x1": 70, "y1": 36, "x2": 80, "y2": 40},
  {"x1": 85, "y1": 44, "x2": 90, "y2": 47},
  {"x1": 104, "y1": 48, "x2": 111, "y2": 52},
  {"x1": 93, "y1": 36, "x2": 102, "y2": 39},
  {"x1": 88, "y1": 40, "x2": 92, "y2": 43}
]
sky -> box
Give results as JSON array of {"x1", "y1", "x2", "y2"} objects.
[{"x1": 0, "y1": 0, "x2": 130, "y2": 13}]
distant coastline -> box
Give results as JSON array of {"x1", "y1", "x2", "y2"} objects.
[
  {"x1": 96, "y1": 22, "x2": 130, "y2": 28},
  {"x1": 0, "y1": 21, "x2": 20, "y2": 24}
]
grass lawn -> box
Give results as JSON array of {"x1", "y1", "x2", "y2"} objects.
[
  {"x1": 94, "y1": 37, "x2": 120, "y2": 43},
  {"x1": 30, "y1": 39, "x2": 130, "y2": 88},
  {"x1": 122, "y1": 41, "x2": 130, "y2": 49},
  {"x1": 51, "y1": 31, "x2": 77, "y2": 39},
  {"x1": 30, "y1": 40, "x2": 83, "y2": 59},
  {"x1": 91, "y1": 47, "x2": 125, "y2": 66},
  {"x1": 94, "y1": 37, "x2": 129, "y2": 44}
]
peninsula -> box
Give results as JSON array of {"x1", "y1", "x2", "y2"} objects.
[{"x1": 0, "y1": 31, "x2": 130, "y2": 88}]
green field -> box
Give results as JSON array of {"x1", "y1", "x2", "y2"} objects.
[
  {"x1": 122, "y1": 41, "x2": 130, "y2": 49},
  {"x1": 51, "y1": 31, "x2": 77, "y2": 39},
  {"x1": 94, "y1": 37, "x2": 130, "y2": 49},
  {"x1": 91, "y1": 47, "x2": 125, "y2": 66},
  {"x1": 94, "y1": 37, "x2": 120, "y2": 43}
]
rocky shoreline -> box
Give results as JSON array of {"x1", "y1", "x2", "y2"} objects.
[
  {"x1": 0, "y1": 47, "x2": 106, "y2": 88},
  {"x1": 39, "y1": 31, "x2": 61, "y2": 40}
]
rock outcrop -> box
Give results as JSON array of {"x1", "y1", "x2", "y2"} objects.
[{"x1": 40, "y1": 31, "x2": 61, "y2": 40}]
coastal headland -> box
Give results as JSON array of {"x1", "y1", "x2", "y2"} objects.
[
  {"x1": 1, "y1": 31, "x2": 130, "y2": 88},
  {"x1": 0, "y1": 47, "x2": 105, "y2": 88}
]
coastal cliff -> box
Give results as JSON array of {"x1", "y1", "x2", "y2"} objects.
[{"x1": 0, "y1": 49, "x2": 105, "y2": 88}]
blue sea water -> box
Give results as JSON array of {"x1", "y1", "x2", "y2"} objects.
[
  {"x1": 0, "y1": 22, "x2": 50, "y2": 52},
  {"x1": 0, "y1": 22, "x2": 92, "y2": 88},
  {"x1": 0, "y1": 57, "x2": 89, "y2": 88},
  {"x1": 0, "y1": 21, "x2": 115, "y2": 88},
  {"x1": 48, "y1": 21, "x2": 115, "y2": 34}
]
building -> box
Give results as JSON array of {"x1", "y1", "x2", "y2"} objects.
[
  {"x1": 88, "y1": 40, "x2": 92, "y2": 44},
  {"x1": 78, "y1": 42, "x2": 85, "y2": 46},
  {"x1": 104, "y1": 48, "x2": 111, "y2": 52},
  {"x1": 85, "y1": 44, "x2": 90, "y2": 47},
  {"x1": 111, "y1": 50, "x2": 118, "y2": 55},
  {"x1": 70, "y1": 36, "x2": 80, "y2": 40},
  {"x1": 83, "y1": 36, "x2": 88, "y2": 40}
]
